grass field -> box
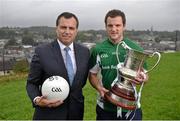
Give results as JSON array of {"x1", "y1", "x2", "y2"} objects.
[
  {"x1": 0, "y1": 52, "x2": 180, "y2": 120},
  {"x1": 142, "y1": 52, "x2": 180, "y2": 119}
]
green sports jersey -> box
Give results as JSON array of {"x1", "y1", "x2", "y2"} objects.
[{"x1": 89, "y1": 37, "x2": 146, "y2": 112}]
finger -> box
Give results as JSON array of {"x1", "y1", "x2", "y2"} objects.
[
  {"x1": 35, "y1": 96, "x2": 46, "y2": 106},
  {"x1": 53, "y1": 100, "x2": 63, "y2": 105},
  {"x1": 40, "y1": 96, "x2": 55, "y2": 107},
  {"x1": 38, "y1": 95, "x2": 47, "y2": 102},
  {"x1": 138, "y1": 72, "x2": 147, "y2": 81},
  {"x1": 103, "y1": 88, "x2": 109, "y2": 93},
  {"x1": 47, "y1": 101, "x2": 58, "y2": 107},
  {"x1": 141, "y1": 72, "x2": 147, "y2": 80},
  {"x1": 135, "y1": 72, "x2": 147, "y2": 83},
  {"x1": 55, "y1": 100, "x2": 64, "y2": 106},
  {"x1": 101, "y1": 88, "x2": 109, "y2": 97},
  {"x1": 48, "y1": 99, "x2": 61, "y2": 104},
  {"x1": 99, "y1": 89, "x2": 105, "y2": 97},
  {"x1": 48, "y1": 104, "x2": 53, "y2": 108},
  {"x1": 46, "y1": 100, "x2": 63, "y2": 108},
  {"x1": 49, "y1": 100, "x2": 63, "y2": 108}
]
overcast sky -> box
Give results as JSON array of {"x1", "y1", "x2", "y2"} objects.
[{"x1": 0, "y1": 0, "x2": 179, "y2": 31}]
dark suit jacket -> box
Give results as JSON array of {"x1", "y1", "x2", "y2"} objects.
[{"x1": 26, "y1": 40, "x2": 90, "y2": 120}]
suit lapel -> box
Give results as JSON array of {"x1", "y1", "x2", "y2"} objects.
[{"x1": 51, "y1": 40, "x2": 70, "y2": 85}]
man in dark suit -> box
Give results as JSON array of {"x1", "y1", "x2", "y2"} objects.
[{"x1": 26, "y1": 12, "x2": 90, "y2": 120}]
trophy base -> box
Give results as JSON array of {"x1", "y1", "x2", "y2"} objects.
[{"x1": 105, "y1": 91, "x2": 136, "y2": 110}]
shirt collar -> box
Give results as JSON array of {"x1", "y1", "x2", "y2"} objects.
[
  {"x1": 107, "y1": 37, "x2": 124, "y2": 46},
  {"x1": 57, "y1": 39, "x2": 74, "y2": 51}
]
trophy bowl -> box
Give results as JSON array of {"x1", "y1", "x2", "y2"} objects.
[{"x1": 119, "y1": 49, "x2": 161, "y2": 84}]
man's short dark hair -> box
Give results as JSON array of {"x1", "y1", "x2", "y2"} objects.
[
  {"x1": 104, "y1": 9, "x2": 126, "y2": 26},
  {"x1": 56, "y1": 12, "x2": 79, "y2": 28}
]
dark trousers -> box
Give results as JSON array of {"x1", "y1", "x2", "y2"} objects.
[{"x1": 96, "y1": 105, "x2": 142, "y2": 120}]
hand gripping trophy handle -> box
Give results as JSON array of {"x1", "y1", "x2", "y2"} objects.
[{"x1": 146, "y1": 52, "x2": 161, "y2": 73}]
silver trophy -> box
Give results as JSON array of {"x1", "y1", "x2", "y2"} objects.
[
  {"x1": 105, "y1": 42, "x2": 161, "y2": 110},
  {"x1": 119, "y1": 48, "x2": 161, "y2": 84}
]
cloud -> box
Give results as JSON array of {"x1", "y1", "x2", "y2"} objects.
[{"x1": 0, "y1": 0, "x2": 179, "y2": 31}]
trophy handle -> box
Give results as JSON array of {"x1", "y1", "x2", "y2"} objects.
[{"x1": 146, "y1": 52, "x2": 161, "y2": 73}]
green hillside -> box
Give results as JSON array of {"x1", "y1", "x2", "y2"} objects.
[{"x1": 0, "y1": 52, "x2": 180, "y2": 120}]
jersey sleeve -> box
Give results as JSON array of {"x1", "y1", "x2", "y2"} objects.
[{"x1": 89, "y1": 46, "x2": 101, "y2": 73}]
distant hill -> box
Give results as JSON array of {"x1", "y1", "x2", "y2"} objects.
[{"x1": 23, "y1": 26, "x2": 55, "y2": 34}]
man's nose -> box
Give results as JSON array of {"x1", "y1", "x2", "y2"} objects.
[
  {"x1": 64, "y1": 27, "x2": 70, "y2": 33},
  {"x1": 111, "y1": 26, "x2": 116, "y2": 31}
]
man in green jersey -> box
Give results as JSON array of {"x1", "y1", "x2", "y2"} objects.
[{"x1": 89, "y1": 9, "x2": 148, "y2": 120}]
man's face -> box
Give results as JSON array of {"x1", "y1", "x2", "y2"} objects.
[
  {"x1": 106, "y1": 16, "x2": 125, "y2": 44},
  {"x1": 56, "y1": 17, "x2": 78, "y2": 46}
]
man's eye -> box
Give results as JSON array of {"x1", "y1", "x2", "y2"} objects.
[
  {"x1": 69, "y1": 27, "x2": 75, "y2": 30},
  {"x1": 116, "y1": 24, "x2": 121, "y2": 27},
  {"x1": 60, "y1": 26, "x2": 67, "y2": 29},
  {"x1": 108, "y1": 25, "x2": 113, "y2": 28}
]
